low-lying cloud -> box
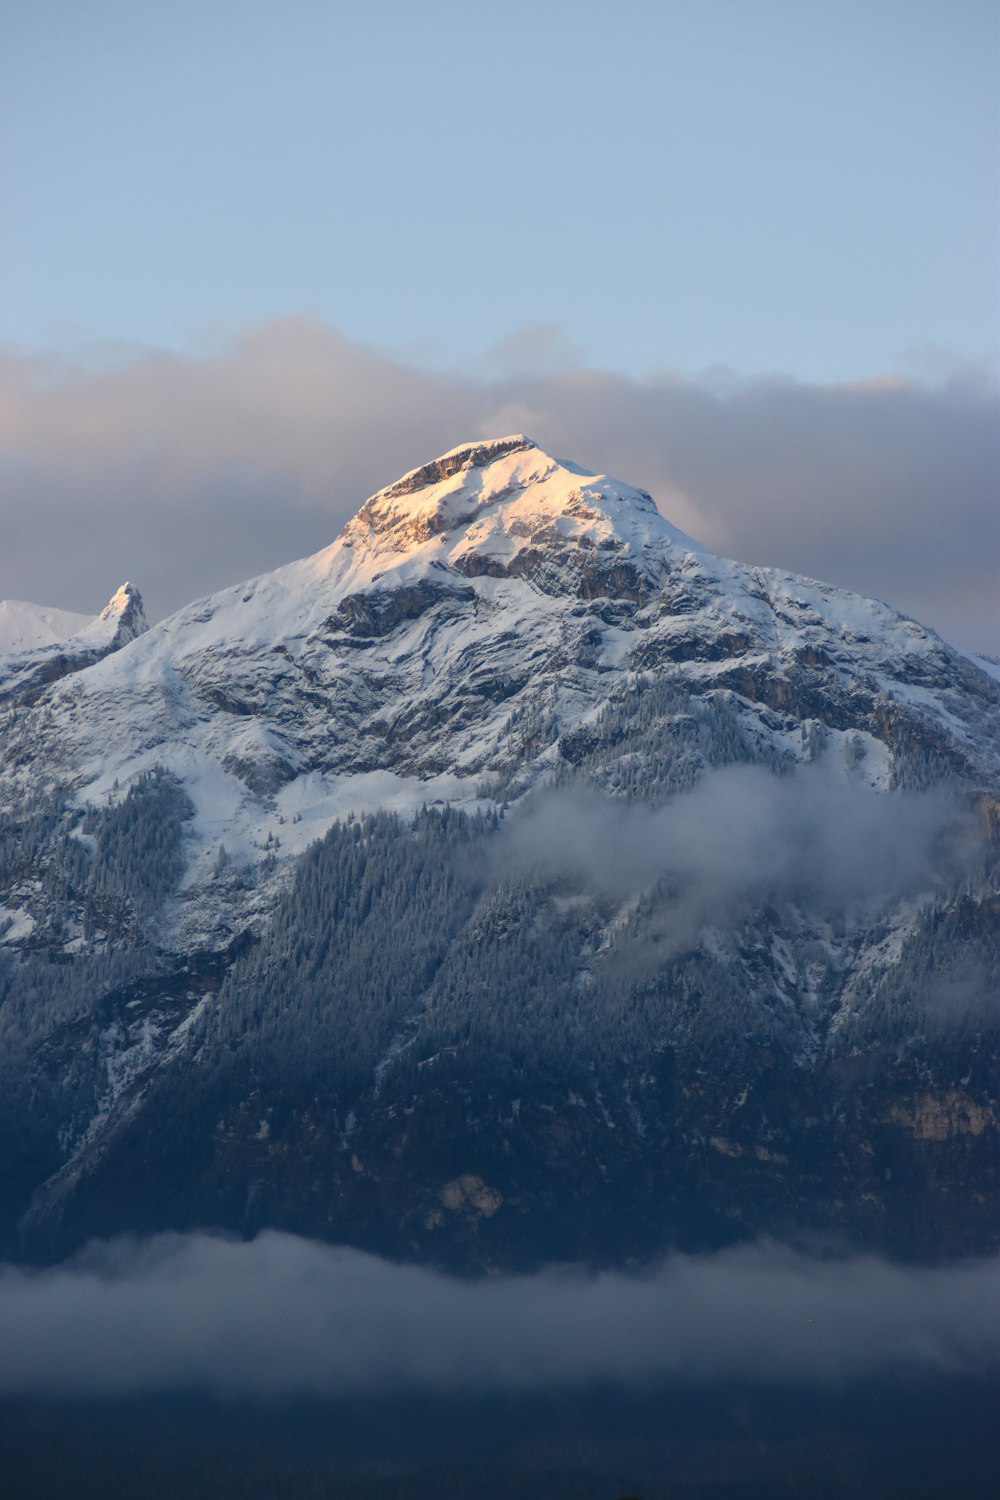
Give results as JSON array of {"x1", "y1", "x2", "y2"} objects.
[
  {"x1": 497, "y1": 763, "x2": 973, "y2": 945},
  {"x1": 1, "y1": 320, "x2": 996, "y2": 652},
  {"x1": 1, "y1": 1233, "x2": 997, "y2": 1399}
]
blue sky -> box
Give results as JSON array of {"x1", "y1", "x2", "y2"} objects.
[{"x1": 4, "y1": 0, "x2": 997, "y2": 381}]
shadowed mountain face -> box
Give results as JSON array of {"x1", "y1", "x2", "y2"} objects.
[{"x1": 0, "y1": 438, "x2": 997, "y2": 1267}]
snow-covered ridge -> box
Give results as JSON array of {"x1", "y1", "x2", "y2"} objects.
[
  {"x1": 0, "y1": 582, "x2": 147, "y2": 702},
  {"x1": 0, "y1": 583, "x2": 145, "y2": 662},
  {"x1": 61, "y1": 439, "x2": 702, "y2": 674},
  {"x1": 377, "y1": 436, "x2": 539, "y2": 499},
  {"x1": 0, "y1": 599, "x2": 94, "y2": 653},
  {"x1": 344, "y1": 434, "x2": 698, "y2": 563}
]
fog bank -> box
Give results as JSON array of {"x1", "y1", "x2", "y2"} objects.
[{"x1": 1, "y1": 1233, "x2": 998, "y2": 1399}]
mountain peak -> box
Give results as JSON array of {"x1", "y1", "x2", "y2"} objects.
[
  {"x1": 343, "y1": 437, "x2": 697, "y2": 567},
  {"x1": 95, "y1": 581, "x2": 147, "y2": 645},
  {"x1": 379, "y1": 435, "x2": 540, "y2": 501},
  {"x1": 0, "y1": 581, "x2": 148, "y2": 705},
  {"x1": 99, "y1": 580, "x2": 138, "y2": 616},
  {"x1": 0, "y1": 582, "x2": 146, "y2": 664}
]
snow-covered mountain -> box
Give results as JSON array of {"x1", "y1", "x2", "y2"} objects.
[
  {"x1": 1, "y1": 438, "x2": 997, "y2": 1267},
  {"x1": 0, "y1": 599, "x2": 94, "y2": 653},
  {"x1": 8, "y1": 439, "x2": 995, "y2": 921},
  {"x1": 0, "y1": 582, "x2": 147, "y2": 705}
]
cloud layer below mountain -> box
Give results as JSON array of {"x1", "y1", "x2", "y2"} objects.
[
  {"x1": 1, "y1": 1233, "x2": 998, "y2": 1399},
  {"x1": 1, "y1": 321, "x2": 996, "y2": 652}
]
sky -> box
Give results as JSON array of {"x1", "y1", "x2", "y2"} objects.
[
  {"x1": 1, "y1": 1, "x2": 998, "y2": 646},
  {"x1": 4, "y1": 0, "x2": 997, "y2": 378}
]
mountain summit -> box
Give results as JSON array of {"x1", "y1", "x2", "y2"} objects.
[
  {"x1": 21, "y1": 438, "x2": 993, "y2": 855},
  {"x1": 94, "y1": 580, "x2": 146, "y2": 644},
  {"x1": 0, "y1": 440, "x2": 997, "y2": 1267},
  {"x1": 343, "y1": 435, "x2": 696, "y2": 567}
]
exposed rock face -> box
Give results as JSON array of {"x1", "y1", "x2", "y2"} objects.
[
  {"x1": 0, "y1": 440, "x2": 997, "y2": 1270},
  {"x1": 889, "y1": 1092, "x2": 997, "y2": 1141},
  {"x1": 95, "y1": 581, "x2": 147, "y2": 646},
  {"x1": 365, "y1": 435, "x2": 538, "y2": 506}
]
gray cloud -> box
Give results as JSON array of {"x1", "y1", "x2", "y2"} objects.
[
  {"x1": 496, "y1": 762, "x2": 973, "y2": 952},
  {"x1": 1, "y1": 1233, "x2": 998, "y2": 1400},
  {"x1": 0, "y1": 321, "x2": 996, "y2": 651}
]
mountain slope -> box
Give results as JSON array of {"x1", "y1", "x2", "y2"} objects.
[
  {"x1": 0, "y1": 439, "x2": 997, "y2": 1267},
  {"x1": 0, "y1": 599, "x2": 94, "y2": 653},
  {"x1": 0, "y1": 582, "x2": 147, "y2": 707}
]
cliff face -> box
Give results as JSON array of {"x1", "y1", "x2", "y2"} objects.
[{"x1": 1, "y1": 439, "x2": 997, "y2": 1267}]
